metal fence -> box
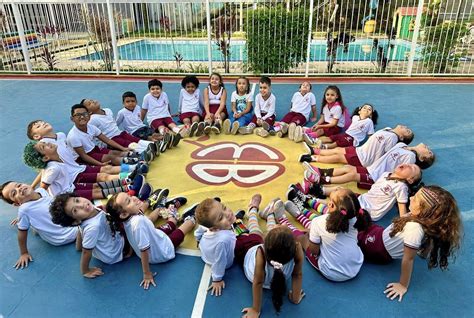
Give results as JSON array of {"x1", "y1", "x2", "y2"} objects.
[{"x1": 1, "y1": 0, "x2": 472, "y2": 76}]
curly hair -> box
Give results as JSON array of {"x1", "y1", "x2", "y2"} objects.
[
  {"x1": 181, "y1": 75, "x2": 200, "y2": 89},
  {"x1": 195, "y1": 198, "x2": 217, "y2": 228},
  {"x1": 23, "y1": 141, "x2": 46, "y2": 170},
  {"x1": 49, "y1": 192, "x2": 78, "y2": 227},
  {"x1": 264, "y1": 226, "x2": 296, "y2": 313},
  {"x1": 390, "y1": 185, "x2": 462, "y2": 270}
]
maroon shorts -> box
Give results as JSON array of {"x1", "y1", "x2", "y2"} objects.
[
  {"x1": 329, "y1": 132, "x2": 354, "y2": 147},
  {"x1": 281, "y1": 111, "x2": 307, "y2": 126},
  {"x1": 158, "y1": 221, "x2": 185, "y2": 249},
  {"x1": 234, "y1": 233, "x2": 264, "y2": 264},
  {"x1": 74, "y1": 166, "x2": 101, "y2": 184},
  {"x1": 74, "y1": 183, "x2": 94, "y2": 200},
  {"x1": 356, "y1": 166, "x2": 374, "y2": 190},
  {"x1": 150, "y1": 117, "x2": 175, "y2": 130},
  {"x1": 179, "y1": 112, "x2": 201, "y2": 123},
  {"x1": 79, "y1": 146, "x2": 110, "y2": 163},
  {"x1": 250, "y1": 113, "x2": 275, "y2": 126},
  {"x1": 111, "y1": 131, "x2": 140, "y2": 147},
  {"x1": 344, "y1": 146, "x2": 362, "y2": 166},
  {"x1": 207, "y1": 104, "x2": 228, "y2": 118},
  {"x1": 357, "y1": 224, "x2": 393, "y2": 264},
  {"x1": 322, "y1": 125, "x2": 341, "y2": 137}
]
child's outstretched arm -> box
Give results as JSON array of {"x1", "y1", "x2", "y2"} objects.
[
  {"x1": 207, "y1": 243, "x2": 229, "y2": 296},
  {"x1": 289, "y1": 243, "x2": 305, "y2": 304},
  {"x1": 310, "y1": 104, "x2": 317, "y2": 122},
  {"x1": 203, "y1": 87, "x2": 212, "y2": 120},
  {"x1": 140, "y1": 249, "x2": 157, "y2": 290},
  {"x1": 215, "y1": 89, "x2": 227, "y2": 118},
  {"x1": 80, "y1": 248, "x2": 104, "y2": 278},
  {"x1": 397, "y1": 202, "x2": 408, "y2": 217},
  {"x1": 97, "y1": 133, "x2": 128, "y2": 152},
  {"x1": 15, "y1": 229, "x2": 32, "y2": 269},
  {"x1": 384, "y1": 246, "x2": 417, "y2": 302},
  {"x1": 242, "y1": 248, "x2": 265, "y2": 318}
]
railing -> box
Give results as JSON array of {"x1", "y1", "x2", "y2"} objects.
[{"x1": 0, "y1": 0, "x2": 472, "y2": 76}]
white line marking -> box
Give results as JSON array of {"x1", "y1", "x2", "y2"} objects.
[
  {"x1": 191, "y1": 264, "x2": 212, "y2": 318},
  {"x1": 176, "y1": 247, "x2": 201, "y2": 257}
]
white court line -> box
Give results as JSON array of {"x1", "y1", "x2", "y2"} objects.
[
  {"x1": 176, "y1": 247, "x2": 201, "y2": 257},
  {"x1": 191, "y1": 264, "x2": 212, "y2": 318}
]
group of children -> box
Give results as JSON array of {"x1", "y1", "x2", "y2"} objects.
[{"x1": 0, "y1": 74, "x2": 463, "y2": 317}]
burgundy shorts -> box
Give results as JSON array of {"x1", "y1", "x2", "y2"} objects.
[
  {"x1": 179, "y1": 112, "x2": 201, "y2": 123},
  {"x1": 356, "y1": 166, "x2": 374, "y2": 189},
  {"x1": 111, "y1": 131, "x2": 140, "y2": 147},
  {"x1": 357, "y1": 224, "x2": 393, "y2": 264},
  {"x1": 250, "y1": 113, "x2": 275, "y2": 126},
  {"x1": 79, "y1": 146, "x2": 110, "y2": 162},
  {"x1": 234, "y1": 233, "x2": 264, "y2": 264},
  {"x1": 322, "y1": 125, "x2": 341, "y2": 137},
  {"x1": 207, "y1": 104, "x2": 228, "y2": 118},
  {"x1": 74, "y1": 183, "x2": 94, "y2": 200},
  {"x1": 74, "y1": 166, "x2": 101, "y2": 184},
  {"x1": 281, "y1": 111, "x2": 307, "y2": 126},
  {"x1": 344, "y1": 146, "x2": 362, "y2": 166},
  {"x1": 158, "y1": 221, "x2": 185, "y2": 249},
  {"x1": 150, "y1": 117, "x2": 175, "y2": 130},
  {"x1": 329, "y1": 132, "x2": 354, "y2": 147}
]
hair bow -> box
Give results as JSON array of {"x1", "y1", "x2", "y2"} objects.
[{"x1": 270, "y1": 260, "x2": 283, "y2": 270}]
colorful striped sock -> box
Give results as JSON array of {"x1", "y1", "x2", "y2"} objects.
[
  {"x1": 307, "y1": 198, "x2": 329, "y2": 215},
  {"x1": 247, "y1": 207, "x2": 262, "y2": 235},
  {"x1": 296, "y1": 214, "x2": 312, "y2": 229},
  {"x1": 266, "y1": 213, "x2": 276, "y2": 231}
]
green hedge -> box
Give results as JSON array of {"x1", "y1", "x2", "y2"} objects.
[{"x1": 244, "y1": 5, "x2": 310, "y2": 74}]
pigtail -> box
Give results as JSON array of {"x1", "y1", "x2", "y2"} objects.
[
  {"x1": 105, "y1": 195, "x2": 125, "y2": 238},
  {"x1": 354, "y1": 208, "x2": 372, "y2": 232},
  {"x1": 326, "y1": 189, "x2": 361, "y2": 233},
  {"x1": 270, "y1": 266, "x2": 286, "y2": 313},
  {"x1": 351, "y1": 106, "x2": 361, "y2": 118},
  {"x1": 371, "y1": 109, "x2": 379, "y2": 126}
]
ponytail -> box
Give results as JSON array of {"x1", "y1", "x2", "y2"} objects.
[
  {"x1": 270, "y1": 267, "x2": 286, "y2": 313},
  {"x1": 105, "y1": 194, "x2": 125, "y2": 237}
]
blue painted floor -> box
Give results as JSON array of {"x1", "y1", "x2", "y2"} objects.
[{"x1": 0, "y1": 79, "x2": 473, "y2": 317}]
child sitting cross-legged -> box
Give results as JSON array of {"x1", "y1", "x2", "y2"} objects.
[
  {"x1": 50, "y1": 192, "x2": 128, "y2": 278},
  {"x1": 0, "y1": 181, "x2": 80, "y2": 270},
  {"x1": 105, "y1": 191, "x2": 195, "y2": 289}
]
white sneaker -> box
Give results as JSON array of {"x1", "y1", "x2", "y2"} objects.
[{"x1": 288, "y1": 123, "x2": 297, "y2": 140}]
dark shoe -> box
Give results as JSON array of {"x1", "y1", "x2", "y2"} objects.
[
  {"x1": 235, "y1": 210, "x2": 245, "y2": 220},
  {"x1": 189, "y1": 122, "x2": 199, "y2": 137},
  {"x1": 148, "y1": 142, "x2": 157, "y2": 155},
  {"x1": 138, "y1": 182, "x2": 153, "y2": 200},
  {"x1": 299, "y1": 154, "x2": 313, "y2": 163},
  {"x1": 181, "y1": 202, "x2": 198, "y2": 221},
  {"x1": 159, "y1": 139, "x2": 167, "y2": 153},
  {"x1": 286, "y1": 185, "x2": 310, "y2": 210},
  {"x1": 166, "y1": 197, "x2": 187, "y2": 209},
  {"x1": 303, "y1": 142, "x2": 315, "y2": 155},
  {"x1": 130, "y1": 174, "x2": 145, "y2": 192},
  {"x1": 308, "y1": 183, "x2": 326, "y2": 199},
  {"x1": 196, "y1": 122, "x2": 205, "y2": 137},
  {"x1": 211, "y1": 125, "x2": 220, "y2": 134},
  {"x1": 172, "y1": 133, "x2": 181, "y2": 147},
  {"x1": 147, "y1": 188, "x2": 169, "y2": 210},
  {"x1": 128, "y1": 162, "x2": 149, "y2": 181},
  {"x1": 203, "y1": 124, "x2": 211, "y2": 135},
  {"x1": 168, "y1": 134, "x2": 175, "y2": 149}
]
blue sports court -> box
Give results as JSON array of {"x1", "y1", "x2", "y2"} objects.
[{"x1": 0, "y1": 78, "x2": 473, "y2": 317}]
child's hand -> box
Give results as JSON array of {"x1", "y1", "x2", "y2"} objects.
[
  {"x1": 256, "y1": 118, "x2": 263, "y2": 126},
  {"x1": 10, "y1": 217, "x2": 19, "y2": 226},
  {"x1": 311, "y1": 124, "x2": 319, "y2": 131},
  {"x1": 205, "y1": 113, "x2": 212, "y2": 121},
  {"x1": 83, "y1": 267, "x2": 104, "y2": 279},
  {"x1": 288, "y1": 289, "x2": 305, "y2": 304},
  {"x1": 14, "y1": 253, "x2": 33, "y2": 269},
  {"x1": 100, "y1": 160, "x2": 111, "y2": 166},
  {"x1": 310, "y1": 116, "x2": 317, "y2": 122},
  {"x1": 215, "y1": 112, "x2": 221, "y2": 120},
  {"x1": 241, "y1": 307, "x2": 259, "y2": 318},
  {"x1": 140, "y1": 272, "x2": 157, "y2": 290},
  {"x1": 384, "y1": 282, "x2": 407, "y2": 302},
  {"x1": 207, "y1": 280, "x2": 225, "y2": 296}
]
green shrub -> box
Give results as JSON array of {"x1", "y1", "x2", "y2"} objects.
[{"x1": 244, "y1": 5, "x2": 310, "y2": 73}]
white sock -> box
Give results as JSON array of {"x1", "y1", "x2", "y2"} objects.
[{"x1": 172, "y1": 126, "x2": 180, "y2": 134}]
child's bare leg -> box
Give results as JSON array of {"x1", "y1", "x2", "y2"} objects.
[
  {"x1": 108, "y1": 150, "x2": 128, "y2": 156},
  {"x1": 314, "y1": 153, "x2": 347, "y2": 164},
  {"x1": 182, "y1": 118, "x2": 191, "y2": 126},
  {"x1": 324, "y1": 142, "x2": 338, "y2": 149},
  {"x1": 319, "y1": 136, "x2": 331, "y2": 143},
  {"x1": 96, "y1": 172, "x2": 120, "y2": 182},
  {"x1": 178, "y1": 219, "x2": 195, "y2": 235},
  {"x1": 320, "y1": 148, "x2": 345, "y2": 156},
  {"x1": 296, "y1": 233, "x2": 310, "y2": 251},
  {"x1": 314, "y1": 128, "x2": 324, "y2": 137},
  {"x1": 328, "y1": 166, "x2": 359, "y2": 184},
  {"x1": 192, "y1": 115, "x2": 200, "y2": 123},
  {"x1": 246, "y1": 194, "x2": 264, "y2": 237},
  {"x1": 101, "y1": 154, "x2": 124, "y2": 166},
  {"x1": 99, "y1": 165, "x2": 121, "y2": 174}
]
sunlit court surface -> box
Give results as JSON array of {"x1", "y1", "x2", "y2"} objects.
[{"x1": 0, "y1": 78, "x2": 473, "y2": 317}]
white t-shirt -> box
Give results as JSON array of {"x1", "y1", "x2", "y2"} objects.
[
  {"x1": 124, "y1": 214, "x2": 175, "y2": 264},
  {"x1": 309, "y1": 214, "x2": 363, "y2": 281},
  {"x1": 290, "y1": 92, "x2": 316, "y2": 120},
  {"x1": 356, "y1": 128, "x2": 399, "y2": 167},
  {"x1": 244, "y1": 244, "x2": 295, "y2": 289},
  {"x1": 42, "y1": 161, "x2": 76, "y2": 196},
  {"x1": 231, "y1": 91, "x2": 254, "y2": 113},
  {"x1": 179, "y1": 88, "x2": 202, "y2": 114},
  {"x1": 67, "y1": 124, "x2": 102, "y2": 154},
  {"x1": 199, "y1": 229, "x2": 236, "y2": 281},
  {"x1": 345, "y1": 115, "x2": 375, "y2": 146},
  {"x1": 80, "y1": 210, "x2": 124, "y2": 264},
  {"x1": 254, "y1": 93, "x2": 276, "y2": 120},
  {"x1": 89, "y1": 108, "x2": 122, "y2": 139},
  {"x1": 322, "y1": 102, "x2": 345, "y2": 128},
  {"x1": 207, "y1": 86, "x2": 224, "y2": 105},
  {"x1": 42, "y1": 132, "x2": 79, "y2": 161},
  {"x1": 116, "y1": 106, "x2": 146, "y2": 135},
  {"x1": 367, "y1": 143, "x2": 416, "y2": 181},
  {"x1": 358, "y1": 172, "x2": 409, "y2": 221},
  {"x1": 142, "y1": 92, "x2": 171, "y2": 123},
  {"x1": 17, "y1": 188, "x2": 78, "y2": 246},
  {"x1": 383, "y1": 222, "x2": 424, "y2": 259}
]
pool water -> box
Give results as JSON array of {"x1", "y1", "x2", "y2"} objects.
[{"x1": 77, "y1": 39, "x2": 421, "y2": 62}]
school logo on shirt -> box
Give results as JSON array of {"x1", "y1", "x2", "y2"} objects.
[
  {"x1": 376, "y1": 135, "x2": 385, "y2": 143},
  {"x1": 381, "y1": 185, "x2": 392, "y2": 196},
  {"x1": 390, "y1": 152, "x2": 399, "y2": 161},
  {"x1": 185, "y1": 140, "x2": 286, "y2": 187}
]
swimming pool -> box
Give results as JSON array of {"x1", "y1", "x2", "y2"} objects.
[{"x1": 77, "y1": 39, "x2": 421, "y2": 62}]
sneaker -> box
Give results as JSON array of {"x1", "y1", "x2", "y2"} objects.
[
  {"x1": 294, "y1": 126, "x2": 304, "y2": 143},
  {"x1": 211, "y1": 125, "x2": 220, "y2": 134},
  {"x1": 163, "y1": 132, "x2": 172, "y2": 148},
  {"x1": 298, "y1": 154, "x2": 313, "y2": 163},
  {"x1": 288, "y1": 123, "x2": 297, "y2": 141},
  {"x1": 129, "y1": 174, "x2": 145, "y2": 192},
  {"x1": 222, "y1": 119, "x2": 231, "y2": 134},
  {"x1": 302, "y1": 162, "x2": 321, "y2": 183},
  {"x1": 238, "y1": 126, "x2": 254, "y2": 135},
  {"x1": 138, "y1": 182, "x2": 153, "y2": 200},
  {"x1": 146, "y1": 143, "x2": 157, "y2": 156},
  {"x1": 305, "y1": 248, "x2": 320, "y2": 270},
  {"x1": 189, "y1": 122, "x2": 199, "y2": 137},
  {"x1": 143, "y1": 149, "x2": 154, "y2": 164},
  {"x1": 314, "y1": 138, "x2": 323, "y2": 149},
  {"x1": 259, "y1": 199, "x2": 276, "y2": 220},
  {"x1": 214, "y1": 197, "x2": 221, "y2": 202},
  {"x1": 277, "y1": 131, "x2": 284, "y2": 138},
  {"x1": 123, "y1": 157, "x2": 139, "y2": 164},
  {"x1": 268, "y1": 127, "x2": 276, "y2": 136},
  {"x1": 308, "y1": 183, "x2": 326, "y2": 199},
  {"x1": 172, "y1": 133, "x2": 181, "y2": 147},
  {"x1": 303, "y1": 142, "x2": 315, "y2": 155},
  {"x1": 159, "y1": 139, "x2": 167, "y2": 153},
  {"x1": 284, "y1": 200, "x2": 302, "y2": 218},
  {"x1": 248, "y1": 194, "x2": 262, "y2": 211},
  {"x1": 196, "y1": 122, "x2": 205, "y2": 137},
  {"x1": 273, "y1": 199, "x2": 286, "y2": 220},
  {"x1": 262, "y1": 121, "x2": 270, "y2": 131},
  {"x1": 167, "y1": 134, "x2": 175, "y2": 149},
  {"x1": 147, "y1": 188, "x2": 170, "y2": 210},
  {"x1": 255, "y1": 127, "x2": 269, "y2": 138},
  {"x1": 165, "y1": 197, "x2": 187, "y2": 209},
  {"x1": 203, "y1": 125, "x2": 211, "y2": 135},
  {"x1": 304, "y1": 169, "x2": 319, "y2": 183},
  {"x1": 231, "y1": 121, "x2": 240, "y2": 135},
  {"x1": 296, "y1": 181, "x2": 310, "y2": 195},
  {"x1": 235, "y1": 210, "x2": 245, "y2": 220},
  {"x1": 181, "y1": 202, "x2": 198, "y2": 221},
  {"x1": 128, "y1": 162, "x2": 149, "y2": 181},
  {"x1": 280, "y1": 123, "x2": 289, "y2": 135},
  {"x1": 286, "y1": 186, "x2": 309, "y2": 210},
  {"x1": 303, "y1": 133, "x2": 315, "y2": 145},
  {"x1": 180, "y1": 127, "x2": 190, "y2": 138}
]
